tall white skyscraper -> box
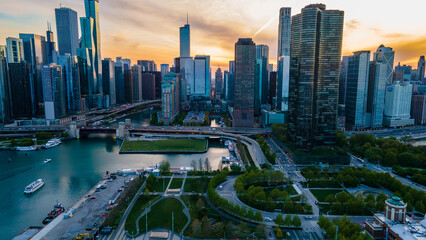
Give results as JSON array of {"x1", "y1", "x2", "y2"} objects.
[
  {"x1": 5, "y1": 37, "x2": 24, "y2": 63},
  {"x1": 384, "y1": 81, "x2": 414, "y2": 127}
]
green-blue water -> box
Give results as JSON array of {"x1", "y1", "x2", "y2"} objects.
[{"x1": 0, "y1": 111, "x2": 228, "y2": 239}]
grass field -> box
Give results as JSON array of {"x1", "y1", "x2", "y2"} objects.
[
  {"x1": 169, "y1": 178, "x2": 184, "y2": 189},
  {"x1": 151, "y1": 178, "x2": 171, "y2": 192},
  {"x1": 183, "y1": 177, "x2": 210, "y2": 193},
  {"x1": 125, "y1": 194, "x2": 161, "y2": 234},
  {"x1": 121, "y1": 139, "x2": 208, "y2": 152},
  {"x1": 310, "y1": 189, "x2": 344, "y2": 202},
  {"x1": 138, "y1": 198, "x2": 188, "y2": 233},
  {"x1": 303, "y1": 181, "x2": 342, "y2": 188}
]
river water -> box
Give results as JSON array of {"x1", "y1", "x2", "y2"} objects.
[{"x1": 0, "y1": 111, "x2": 228, "y2": 239}]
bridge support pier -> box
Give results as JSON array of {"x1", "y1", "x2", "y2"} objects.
[
  {"x1": 69, "y1": 123, "x2": 80, "y2": 138},
  {"x1": 125, "y1": 119, "x2": 132, "y2": 128},
  {"x1": 116, "y1": 122, "x2": 128, "y2": 139}
]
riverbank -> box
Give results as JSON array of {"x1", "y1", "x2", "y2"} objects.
[{"x1": 120, "y1": 138, "x2": 208, "y2": 154}]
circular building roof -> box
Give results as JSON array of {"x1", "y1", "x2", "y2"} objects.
[{"x1": 387, "y1": 196, "x2": 405, "y2": 206}]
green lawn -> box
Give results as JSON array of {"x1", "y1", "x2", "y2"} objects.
[
  {"x1": 121, "y1": 139, "x2": 208, "y2": 152},
  {"x1": 138, "y1": 198, "x2": 188, "y2": 233},
  {"x1": 303, "y1": 181, "x2": 342, "y2": 188},
  {"x1": 310, "y1": 190, "x2": 345, "y2": 202},
  {"x1": 169, "y1": 178, "x2": 184, "y2": 189},
  {"x1": 183, "y1": 177, "x2": 210, "y2": 193},
  {"x1": 125, "y1": 194, "x2": 161, "y2": 234},
  {"x1": 151, "y1": 178, "x2": 171, "y2": 192}
]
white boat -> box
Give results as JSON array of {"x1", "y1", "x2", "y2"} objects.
[
  {"x1": 43, "y1": 159, "x2": 52, "y2": 164},
  {"x1": 16, "y1": 146, "x2": 36, "y2": 151},
  {"x1": 24, "y1": 179, "x2": 45, "y2": 194},
  {"x1": 44, "y1": 139, "x2": 62, "y2": 149}
]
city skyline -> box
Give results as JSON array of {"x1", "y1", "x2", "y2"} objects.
[{"x1": 1, "y1": 0, "x2": 426, "y2": 69}]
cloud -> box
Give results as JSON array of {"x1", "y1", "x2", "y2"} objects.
[
  {"x1": 345, "y1": 19, "x2": 359, "y2": 30},
  {"x1": 383, "y1": 33, "x2": 409, "y2": 39}
]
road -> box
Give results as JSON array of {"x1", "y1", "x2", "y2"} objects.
[{"x1": 346, "y1": 125, "x2": 426, "y2": 139}]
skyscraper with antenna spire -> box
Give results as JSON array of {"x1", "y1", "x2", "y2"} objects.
[{"x1": 179, "y1": 15, "x2": 190, "y2": 58}]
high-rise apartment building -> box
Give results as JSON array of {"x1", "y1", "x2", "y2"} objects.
[
  {"x1": 276, "y1": 7, "x2": 291, "y2": 112},
  {"x1": 233, "y1": 38, "x2": 256, "y2": 128},
  {"x1": 345, "y1": 51, "x2": 370, "y2": 131},
  {"x1": 42, "y1": 64, "x2": 66, "y2": 120},
  {"x1": 55, "y1": 7, "x2": 79, "y2": 57},
  {"x1": 287, "y1": 4, "x2": 344, "y2": 149},
  {"x1": 6, "y1": 38, "x2": 25, "y2": 63},
  {"x1": 160, "y1": 73, "x2": 180, "y2": 124}
]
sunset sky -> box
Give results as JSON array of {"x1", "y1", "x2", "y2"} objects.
[{"x1": 1, "y1": 0, "x2": 426, "y2": 71}]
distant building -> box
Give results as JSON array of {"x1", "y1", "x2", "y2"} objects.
[
  {"x1": 124, "y1": 70, "x2": 133, "y2": 103},
  {"x1": 142, "y1": 73, "x2": 156, "y2": 100},
  {"x1": 0, "y1": 46, "x2": 12, "y2": 123},
  {"x1": 180, "y1": 20, "x2": 190, "y2": 58},
  {"x1": 383, "y1": 81, "x2": 414, "y2": 127},
  {"x1": 42, "y1": 64, "x2": 66, "y2": 120},
  {"x1": 255, "y1": 44, "x2": 269, "y2": 115},
  {"x1": 102, "y1": 58, "x2": 116, "y2": 106},
  {"x1": 193, "y1": 55, "x2": 210, "y2": 98},
  {"x1": 233, "y1": 38, "x2": 255, "y2": 128},
  {"x1": 45, "y1": 26, "x2": 58, "y2": 65},
  {"x1": 131, "y1": 65, "x2": 142, "y2": 102},
  {"x1": 138, "y1": 60, "x2": 156, "y2": 72},
  {"x1": 276, "y1": 7, "x2": 291, "y2": 112},
  {"x1": 215, "y1": 68, "x2": 223, "y2": 99},
  {"x1": 226, "y1": 61, "x2": 235, "y2": 103},
  {"x1": 161, "y1": 64, "x2": 169, "y2": 79},
  {"x1": 418, "y1": 56, "x2": 425, "y2": 82},
  {"x1": 345, "y1": 51, "x2": 370, "y2": 131},
  {"x1": 288, "y1": 4, "x2": 344, "y2": 149},
  {"x1": 114, "y1": 58, "x2": 125, "y2": 104},
  {"x1": 339, "y1": 56, "x2": 349, "y2": 105},
  {"x1": 6, "y1": 37, "x2": 25, "y2": 63},
  {"x1": 411, "y1": 94, "x2": 426, "y2": 125},
  {"x1": 58, "y1": 55, "x2": 81, "y2": 114},
  {"x1": 55, "y1": 7, "x2": 79, "y2": 57},
  {"x1": 269, "y1": 71, "x2": 277, "y2": 107},
  {"x1": 262, "y1": 110, "x2": 285, "y2": 126}
]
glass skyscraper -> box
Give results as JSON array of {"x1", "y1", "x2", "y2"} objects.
[
  {"x1": 42, "y1": 64, "x2": 66, "y2": 120},
  {"x1": 233, "y1": 38, "x2": 256, "y2": 128},
  {"x1": 345, "y1": 51, "x2": 370, "y2": 131},
  {"x1": 288, "y1": 4, "x2": 344, "y2": 149},
  {"x1": 55, "y1": 7, "x2": 79, "y2": 57},
  {"x1": 276, "y1": 7, "x2": 291, "y2": 112},
  {"x1": 180, "y1": 21, "x2": 190, "y2": 58}
]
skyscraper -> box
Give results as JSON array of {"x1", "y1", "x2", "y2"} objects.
[
  {"x1": 339, "y1": 56, "x2": 349, "y2": 105},
  {"x1": 345, "y1": 51, "x2": 370, "y2": 131},
  {"x1": 417, "y1": 56, "x2": 425, "y2": 82},
  {"x1": 142, "y1": 73, "x2": 156, "y2": 100},
  {"x1": 114, "y1": 58, "x2": 125, "y2": 104},
  {"x1": 0, "y1": 46, "x2": 11, "y2": 123},
  {"x1": 255, "y1": 44, "x2": 269, "y2": 114},
  {"x1": 288, "y1": 4, "x2": 344, "y2": 149},
  {"x1": 180, "y1": 18, "x2": 190, "y2": 58},
  {"x1": 124, "y1": 70, "x2": 133, "y2": 103},
  {"x1": 373, "y1": 45, "x2": 395, "y2": 85},
  {"x1": 233, "y1": 38, "x2": 256, "y2": 128},
  {"x1": 161, "y1": 64, "x2": 169, "y2": 79},
  {"x1": 215, "y1": 68, "x2": 223, "y2": 99},
  {"x1": 276, "y1": 7, "x2": 291, "y2": 112},
  {"x1": 58, "y1": 55, "x2": 81, "y2": 114},
  {"x1": 137, "y1": 60, "x2": 156, "y2": 72},
  {"x1": 193, "y1": 55, "x2": 210, "y2": 98},
  {"x1": 384, "y1": 81, "x2": 414, "y2": 127},
  {"x1": 131, "y1": 65, "x2": 142, "y2": 102},
  {"x1": 84, "y1": 0, "x2": 101, "y2": 80},
  {"x1": 226, "y1": 61, "x2": 235, "y2": 103},
  {"x1": 45, "y1": 26, "x2": 58, "y2": 64},
  {"x1": 5, "y1": 38, "x2": 24, "y2": 63},
  {"x1": 55, "y1": 7, "x2": 79, "y2": 57},
  {"x1": 8, "y1": 62, "x2": 35, "y2": 118},
  {"x1": 42, "y1": 64, "x2": 66, "y2": 120}
]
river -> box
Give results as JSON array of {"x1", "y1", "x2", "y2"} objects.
[{"x1": 0, "y1": 111, "x2": 229, "y2": 239}]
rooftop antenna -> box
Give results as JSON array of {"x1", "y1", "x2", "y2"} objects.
[{"x1": 187, "y1": 13, "x2": 189, "y2": 25}]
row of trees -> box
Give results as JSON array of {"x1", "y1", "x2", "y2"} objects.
[
  {"x1": 324, "y1": 191, "x2": 388, "y2": 216},
  {"x1": 348, "y1": 133, "x2": 426, "y2": 168},
  {"x1": 256, "y1": 136, "x2": 277, "y2": 164},
  {"x1": 392, "y1": 165, "x2": 426, "y2": 186},
  {"x1": 318, "y1": 216, "x2": 372, "y2": 240},
  {"x1": 335, "y1": 168, "x2": 425, "y2": 214},
  {"x1": 274, "y1": 214, "x2": 301, "y2": 227},
  {"x1": 234, "y1": 169, "x2": 288, "y2": 187},
  {"x1": 207, "y1": 169, "x2": 265, "y2": 223},
  {"x1": 190, "y1": 158, "x2": 211, "y2": 172}
]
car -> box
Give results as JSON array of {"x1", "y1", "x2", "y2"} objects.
[
  {"x1": 264, "y1": 217, "x2": 272, "y2": 222},
  {"x1": 90, "y1": 196, "x2": 96, "y2": 199},
  {"x1": 219, "y1": 185, "x2": 223, "y2": 190},
  {"x1": 304, "y1": 216, "x2": 313, "y2": 219}
]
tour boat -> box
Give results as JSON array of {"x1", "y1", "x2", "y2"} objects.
[
  {"x1": 24, "y1": 179, "x2": 45, "y2": 194},
  {"x1": 44, "y1": 139, "x2": 62, "y2": 149},
  {"x1": 42, "y1": 203, "x2": 65, "y2": 224}
]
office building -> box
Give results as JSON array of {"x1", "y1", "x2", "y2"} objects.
[
  {"x1": 142, "y1": 73, "x2": 156, "y2": 100},
  {"x1": 0, "y1": 46, "x2": 11, "y2": 123},
  {"x1": 193, "y1": 55, "x2": 210, "y2": 98},
  {"x1": 58, "y1": 55, "x2": 81, "y2": 114},
  {"x1": 373, "y1": 45, "x2": 395, "y2": 85},
  {"x1": 339, "y1": 56, "x2": 349, "y2": 105},
  {"x1": 223, "y1": 70, "x2": 229, "y2": 100},
  {"x1": 6, "y1": 37, "x2": 25, "y2": 63},
  {"x1": 84, "y1": 0, "x2": 101, "y2": 82},
  {"x1": 45, "y1": 26, "x2": 58, "y2": 64},
  {"x1": 276, "y1": 7, "x2": 291, "y2": 112},
  {"x1": 262, "y1": 110, "x2": 285, "y2": 126},
  {"x1": 124, "y1": 70, "x2": 133, "y2": 103},
  {"x1": 180, "y1": 57, "x2": 194, "y2": 95},
  {"x1": 180, "y1": 20, "x2": 190, "y2": 58},
  {"x1": 269, "y1": 71, "x2": 277, "y2": 106},
  {"x1": 55, "y1": 7, "x2": 79, "y2": 57},
  {"x1": 138, "y1": 60, "x2": 156, "y2": 72},
  {"x1": 101, "y1": 58, "x2": 116, "y2": 106},
  {"x1": 226, "y1": 61, "x2": 235, "y2": 103},
  {"x1": 215, "y1": 68, "x2": 223, "y2": 99},
  {"x1": 418, "y1": 56, "x2": 425, "y2": 82},
  {"x1": 161, "y1": 64, "x2": 169, "y2": 79},
  {"x1": 288, "y1": 4, "x2": 344, "y2": 149},
  {"x1": 19, "y1": 33, "x2": 46, "y2": 107},
  {"x1": 131, "y1": 65, "x2": 142, "y2": 102},
  {"x1": 383, "y1": 81, "x2": 414, "y2": 127},
  {"x1": 114, "y1": 58, "x2": 125, "y2": 104},
  {"x1": 411, "y1": 94, "x2": 426, "y2": 125},
  {"x1": 8, "y1": 62, "x2": 35, "y2": 118},
  {"x1": 255, "y1": 45, "x2": 269, "y2": 115},
  {"x1": 42, "y1": 64, "x2": 66, "y2": 119},
  {"x1": 345, "y1": 51, "x2": 370, "y2": 131},
  {"x1": 233, "y1": 38, "x2": 256, "y2": 128}
]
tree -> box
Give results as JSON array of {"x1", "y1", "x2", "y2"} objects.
[
  {"x1": 337, "y1": 132, "x2": 347, "y2": 148},
  {"x1": 383, "y1": 151, "x2": 398, "y2": 166},
  {"x1": 10, "y1": 139, "x2": 17, "y2": 147},
  {"x1": 191, "y1": 219, "x2": 202, "y2": 237},
  {"x1": 255, "y1": 211, "x2": 263, "y2": 222},
  {"x1": 415, "y1": 201, "x2": 425, "y2": 213},
  {"x1": 204, "y1": 158, "x2": 211, "y2": 172},
  {"x1": 159, "y1": 160, "x2": 170, "y2": 175},
  {"x1": 292, "y1": 216, "x2": 301, "y2": 227},
  {"x1": 275, "y1": 214, "x2": 284, "y2": 225},
  {"x1": 191, "y1": 160, "x2": 197, "y2": 171},
  {"x1": 198, "y1": 158, "x2": 203, "y2": 171},
  {"x1": 284, "y1": 214, "x2": 292, "y2": 226},
  {"x1": 276, "y1": 226, "x2": 283, "y2": 239},
  {"x1": 305, "y1": 170, "x2": 315, "y2": 182}
]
